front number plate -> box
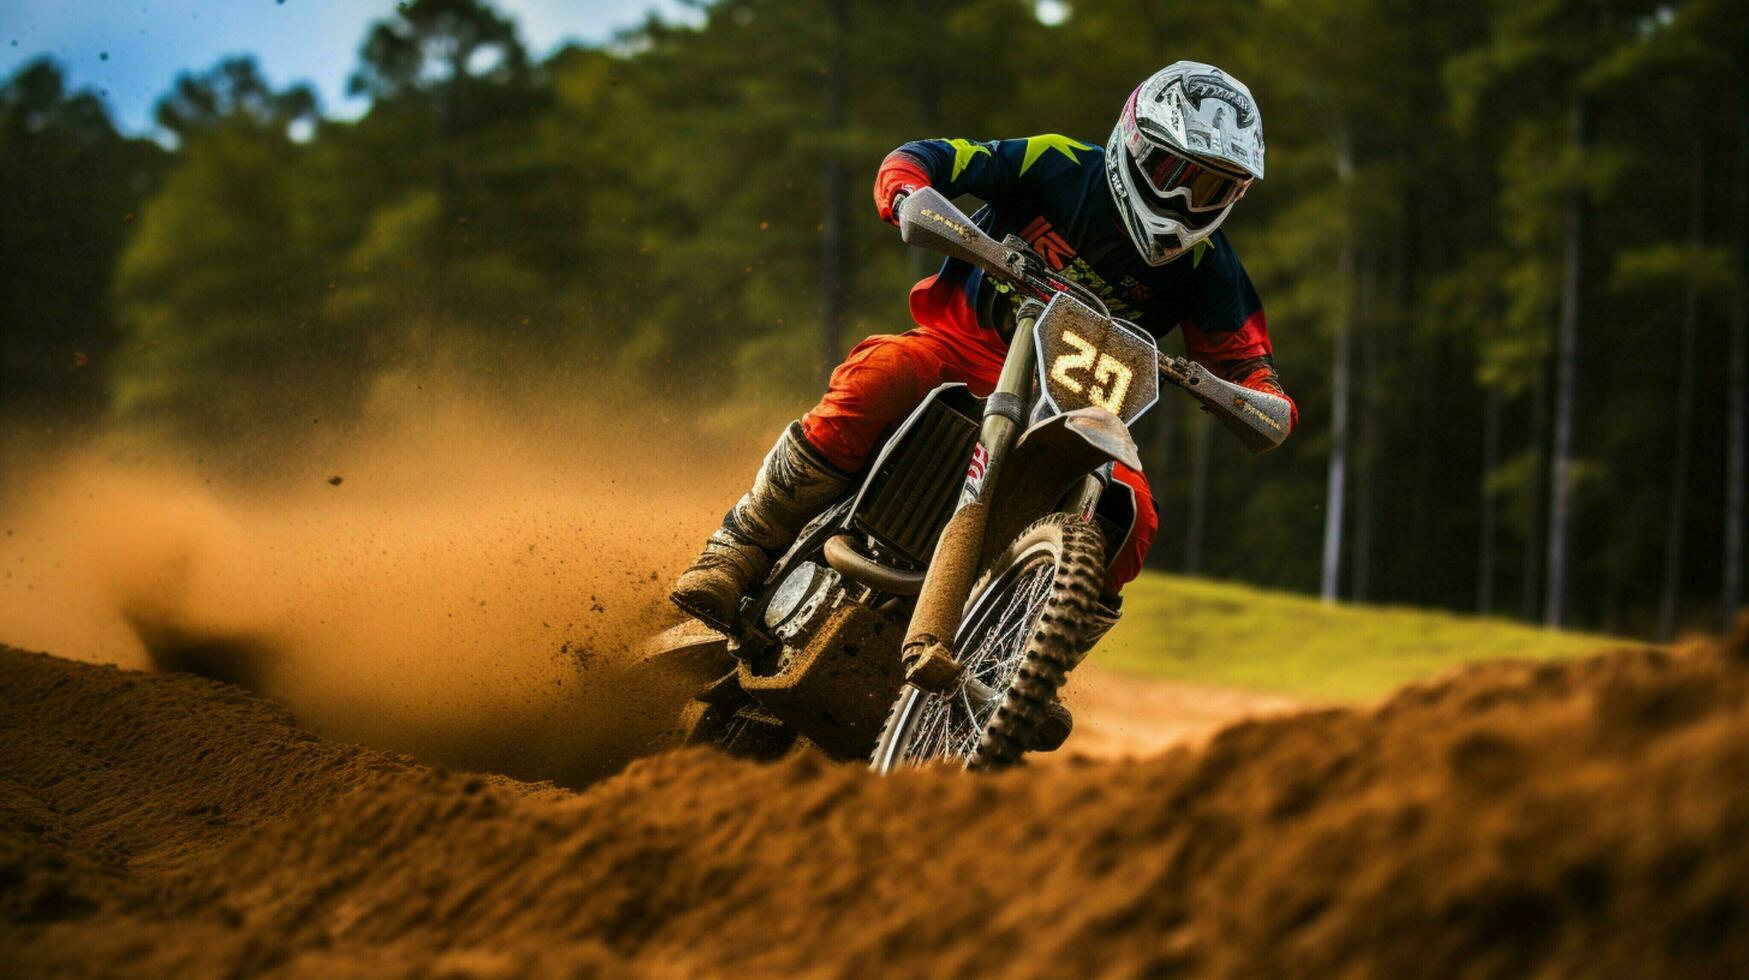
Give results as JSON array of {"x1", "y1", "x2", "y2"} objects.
[{"x1": 1032, "y1": 293, "x2": 1160, "y2": 425}]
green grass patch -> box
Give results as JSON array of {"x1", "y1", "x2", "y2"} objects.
[{"x1": 1095, "y1": 572, "x2": 1633, "y2": 702}]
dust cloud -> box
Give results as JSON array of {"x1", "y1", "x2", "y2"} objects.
[{"x1": 0, "y1": 368, "x2": 785, "y2": 786}]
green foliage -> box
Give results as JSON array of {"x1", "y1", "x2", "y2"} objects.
[
  {"x1": 0, "y1": 59, "x2": 165, "y2": 421},
  {"x1": 349, "y1": 0, "x2": 529, "y2": 101},
  {"x1": 155, "y1": 57, "x2": 317, "y2": 143},
  {"x1": 112, "y1": 81, "x2": 333, "y2": 439},
  {"x1": 1614, "y1": 243, "x2": 1738, "y2": 301}
]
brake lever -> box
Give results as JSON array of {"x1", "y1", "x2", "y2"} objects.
[{"x1": 1000, "y1": 235, "x2": 1046, "y2": 279}]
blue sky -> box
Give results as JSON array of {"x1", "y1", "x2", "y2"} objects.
[{"x1": 1, "y1": 1, "x2": 700, "y2": 135}]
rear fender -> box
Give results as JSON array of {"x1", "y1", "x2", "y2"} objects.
[{"x1": 981, "y1": 408, "x2": 1142, "y2": 569}]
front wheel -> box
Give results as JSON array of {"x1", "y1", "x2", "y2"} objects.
[{"x1": 870, "y1": 513, "x2": 1106, "y2": 773}]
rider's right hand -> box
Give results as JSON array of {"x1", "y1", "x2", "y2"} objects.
[
  {"x1": 889, "y1": 190, "x2": 911, "y2": 224},
  {"x1": 873, "y1": 150, "x2": 932, "y2": 225}
]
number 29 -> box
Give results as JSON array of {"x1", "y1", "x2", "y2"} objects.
[{"x1": 1050, "y1": 330, "x2": 1133, "y2": 415}]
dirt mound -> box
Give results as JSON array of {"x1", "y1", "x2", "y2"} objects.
[{"x1": 4, "y1": 623, "x2": 1749, "y2": 977}]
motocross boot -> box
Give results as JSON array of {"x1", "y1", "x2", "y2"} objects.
[
  {"x1": 1075, "y1": 594, "x2": 1123, "y2": 663},
  {"x1": 1031, "y1": 595, "x2": 1123, "y2": 752},
  {"x1": 671, "y1": 422, "x2": 851, "y2": 632}
]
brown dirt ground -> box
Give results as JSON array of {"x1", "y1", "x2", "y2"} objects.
[
  {"x1": 1062, "y1": 665, "x2": 1303, "y2": 759},
  {"x1": 4, "y1": 619, "x2": 1748, "y2": 978}
]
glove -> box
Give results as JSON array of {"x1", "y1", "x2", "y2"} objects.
[
  {"x1": 1238, "y1": 365, "x2": 1299, "y2": 435},
  {"x1": 879, "y1": 184, "x2": 920, "y2": 225},
  {"x1": 873, "y1": 151, "x2": 932, "y2": 225}
]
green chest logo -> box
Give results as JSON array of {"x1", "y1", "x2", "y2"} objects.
[{"x1": 1059, "y1": 258, "x2": 1142, "y2": 322}]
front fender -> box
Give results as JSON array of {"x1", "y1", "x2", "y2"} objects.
[{"x1": 981, "y1": 408, "x2": 1141, "y2": 567}]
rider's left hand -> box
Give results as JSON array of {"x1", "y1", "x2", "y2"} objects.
[{"x1": 1239, "y1": 367, "x2": 1299, "y2": 435}]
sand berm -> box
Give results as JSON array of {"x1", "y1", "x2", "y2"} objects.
[{"x1": 3, "y1": 622, "x2": 1748, "y2": 977}]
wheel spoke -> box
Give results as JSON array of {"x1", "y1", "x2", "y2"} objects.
[{"x1": 893, "y1": 555, "x2": 1057, "y2": 768}]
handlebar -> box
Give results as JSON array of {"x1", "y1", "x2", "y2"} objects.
[
  {"x1": 895, "y1": 188, "x2": 1015, "y2": 280},
  {"x1": 896, "y1": 186, "x2": 1291, "y2": 453},
  {"x1": 1160, "y1": 356, "x2": 1293, "y2": 453},
  {"x1": 896, "y1": 188, "x2": 1111, "y2": 318}
]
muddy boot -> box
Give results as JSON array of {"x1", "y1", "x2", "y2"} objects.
[
  {"x1": 671, "y1": 422, "x2": 851, "y2": 632},
  {"x1": 1032, "y1": 597, "x2": 1123, "y2": 753},
  {"x1": 1072, "y1": 594, "x2": 1123, "y2": 665},
  {"x1": 1028, "y1": 595, "x2": 1126, "y2": 745},
  {"x1": 1030, "y1": 700, "x2": 1075, "y2": 752}
]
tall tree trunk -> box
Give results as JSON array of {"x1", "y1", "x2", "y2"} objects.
[
  {"x1": 1409, "y1": 333, "x2": 1447, "y2": 601},
  {"x1": 818, "y1": 0, "x2": 850, "y2": 383},
  {"x1": 1479, "y1": 383, "x2": 1501, "y2": 615},
  {"x1": 1320, "y1": 121, "x2": 1356, "y2": 603},
  {"x1": 1185, "y1": 413, "x2": 1213, "y2": 575},
  {"x1": 1725, "y1": 87, "x2": 1748, "y2": 632},
  {"x1": 1659, "y1": 154, "x2": 1704, "y2": 640},
  {"x1": 1521, "y1": 375, "x2": 1547, "y2": 621},
  {"x1": 1352, "y1": 256, "x2": 1380, "y2": 602},
  {"x1": 1544, "y1": 93, "x2": 1592, "y2": 628}
]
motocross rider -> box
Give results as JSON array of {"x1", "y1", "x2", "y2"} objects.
[{"x1": 673, "y1": 61, "x2": 1297, "y2": 640}]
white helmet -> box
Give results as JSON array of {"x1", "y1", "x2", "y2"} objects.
[{"x1": 1105, "y1": 61, "x2": 1265, "y2": 265}]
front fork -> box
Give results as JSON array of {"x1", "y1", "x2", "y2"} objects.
[{"x1": 902, "y1": 300, "x2": 1053, "y2": 691}]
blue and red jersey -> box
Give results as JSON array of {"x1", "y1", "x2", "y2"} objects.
[{"x1": 874, "y1": 134, "x2": 1293, "y2": 428}]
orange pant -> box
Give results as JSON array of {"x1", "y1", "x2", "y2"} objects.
[{"x1": 801, "y1": 276, "x2": 1158, "y2": 591}]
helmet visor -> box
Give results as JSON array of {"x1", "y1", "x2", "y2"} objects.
[
  {"x1": 1121, "y1": 95, "x2": 1253, "y2": 212},
  {"x1": 1138, "y1": 144, "x2": 1250, "y2": 211}
]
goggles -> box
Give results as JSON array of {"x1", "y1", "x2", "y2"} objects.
[{"x1": 1122, "y1": 95, "x2": 1253, "y2": 213}]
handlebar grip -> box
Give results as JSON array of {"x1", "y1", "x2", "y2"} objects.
[
  {"x1": 895, "y1": 187, "x2": 1018, "y2": 280},
  {"x1": 1160, "y1": 357, "x2": 1293, "y2": 454}
]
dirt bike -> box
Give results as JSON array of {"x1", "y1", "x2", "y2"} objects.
[{"x1": 642, "y1": 187, "x2": 1293, "y2": 772}]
